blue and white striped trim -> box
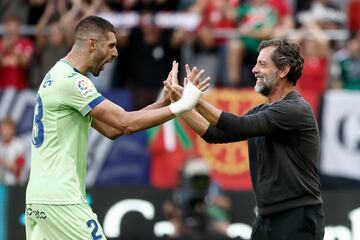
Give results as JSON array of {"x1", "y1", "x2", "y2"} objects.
[{"x1": 80, "y1": 95, "x2": 106, "y2": 116}]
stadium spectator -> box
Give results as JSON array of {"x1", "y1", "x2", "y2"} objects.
[
  {"x1": 0, "y1": 118, "x2": 25, "y2": 186},
  {"x1": 27, "y1": 0, "x2": 46, "y2": 25},
  {"x1": 31, "y1": 0, "x2": 71, "y2": 89},
  {"x1": 0, "y1": 0, "x2": 28, "y2": 23},
  {"x1": 290, "y1": 15, "x2": 330, "y2": 117},
  {"x1": 331, "y1": 30, "x2": 360, "y2": 90},
  {"x1": 226, "y1": 0, "x2": 277, "y2": 88},
  {"x1": 268, "y1": 0, "x2": 294, "y2": 38},
  {"x1": 0, "y1": 14, "x2": 34, "y2": 90},
  {"x1": 25, "y1": 16, "x2": 208, "y2": 240},
  {"x1": 166, "y1": 39, "x2": 324, "y2": 240},
  {"x1": 185, "y1": 0, "x2": 238, "y2": 87},
  {"x1": 0, "y1": 0, "x2": 12, "y2": 20},
  {"x1": 163, "y1": 158, "x2": 233, "y2": 240},
  {"x1": 348, "y1": 0, "x2": 360, "y2": 34},
  {"x1": 116, "y1": 12, "x2": 181, "y2": 109},
  {"x1": 296, "y1": 0, "x2": 346, "y2": 30}
]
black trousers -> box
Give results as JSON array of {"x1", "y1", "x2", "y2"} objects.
[{"x1": 251, "y1": 205, "x2": 324, "y2": 240}]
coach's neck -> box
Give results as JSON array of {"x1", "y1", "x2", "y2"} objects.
[{"x1": 268, "y1": 78, "x2": 295, "y2": 104}]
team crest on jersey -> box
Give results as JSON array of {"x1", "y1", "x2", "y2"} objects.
[{"x1": 76, "y1": 79, "x2": 94, "y2": 97}]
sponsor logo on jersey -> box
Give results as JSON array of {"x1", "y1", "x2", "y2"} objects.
[{"x1": 76, "y1": 79, "x2": 94, "y2": 97}]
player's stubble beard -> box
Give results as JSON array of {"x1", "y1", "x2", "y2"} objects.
[{"x1": 90, "y1": 48, "x2": 107, "y2": 77}]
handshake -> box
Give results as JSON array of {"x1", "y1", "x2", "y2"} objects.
[{"x1": 165, "y1": 61, "x2": 210, "y2": 116}]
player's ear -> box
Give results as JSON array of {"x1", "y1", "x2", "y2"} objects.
[{"x1": 88, "y1": 38, "x2": 96, "y2": 51}]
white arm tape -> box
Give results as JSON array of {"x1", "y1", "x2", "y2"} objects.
[{"x1": 169, "y1": 81, "x2": 203, "y2": 116}]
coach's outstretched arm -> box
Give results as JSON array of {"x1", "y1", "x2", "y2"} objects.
[
  {"x1": 165, "y1": 64, "x2": 243, "y2": 144},
  {"x1": 90, "y1": 65, "x2": 209, "y2": 139}
]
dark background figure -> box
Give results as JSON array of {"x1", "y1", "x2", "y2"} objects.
[
  {"x1": 114, "y1": 12, "x2": 181, "y2": 109},
  {"x1": 163, "y1": 158, "x2": 234, "y2": 240}
]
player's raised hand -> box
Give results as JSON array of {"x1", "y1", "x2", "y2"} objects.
[
  {"x1": 171, "y1": 60, "x2": 179, "y2": 86},
  {"x1": 164, "y1": 79, "x2": 182, "y2": 102},
  {"x1": 160, "y1": 60, "x2": 179, "y2": 105},
  {"x1": 165, "y1": 63, "x2": 210, "y2": 116},
  {"x1": 160, "y1": 69, "x2": 173, "y2": 105},
  {"x1": 163, "y1": 60, "x2": 181, "y2": 103},
  {"x1": 165, "y1": 64, "x2": 210, "y2": 102}
]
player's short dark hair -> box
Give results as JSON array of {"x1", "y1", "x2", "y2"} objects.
[
  {"x1": 258, "y1": 39, "x2": 304, "y2": 86},
  {"x1": 75, "y1": 16, "x2": 115, "y2": 40}
]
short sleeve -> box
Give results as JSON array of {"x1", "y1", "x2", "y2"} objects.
[{"x1": 59, "y1": 76, "x2": 105, "y2": 116}]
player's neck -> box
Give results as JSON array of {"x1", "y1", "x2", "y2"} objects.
[{"x1": 63, "y1": 48, "x2": 89, "y2": 75}]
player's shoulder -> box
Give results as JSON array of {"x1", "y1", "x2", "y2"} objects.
[
  {"x1": 41, "y1": 60, "x2": 98, "y2": 98},
  {"x1": 51, "y1": 61, "x2": 84, "y2": 80},
  {"x1": 49, "y1": 61, "x2": 90, "y2": 87}
]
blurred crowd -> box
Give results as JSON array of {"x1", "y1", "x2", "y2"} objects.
[
  {"x1": 0, "y1": 0, "x2": 360, "y2": 187},
  {"x1": 0, "y1": 0, "x2": 359, "y2": 108}
]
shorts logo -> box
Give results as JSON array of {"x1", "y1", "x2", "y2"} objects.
[
  {"x1": 26, "y1": 208, "x2": 47, "y2": 219},
  {"x1": 76, "y1": 79, "x2": 94, "y2": 97}
]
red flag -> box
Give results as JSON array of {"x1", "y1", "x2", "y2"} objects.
[
  {"x1": 148, "y1": 118, "x2": 195, "y2": 189},
  {"x1": 148, "y1": 89, "x2": 266, "y2": 190}
]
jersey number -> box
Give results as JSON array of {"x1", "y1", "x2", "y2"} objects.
[
  {"x1": 87, "y1": 219, "x2": 102, "y2": 240},
  {"x1": 32, "y1": 95, "x2": 44, "y2": 147}
]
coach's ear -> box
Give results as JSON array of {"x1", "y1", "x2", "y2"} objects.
[{"x1": 279, "y1": 65, "x2": 290, "y2": 79}]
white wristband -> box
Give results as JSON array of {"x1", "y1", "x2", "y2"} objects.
[{"x1": 169, "y1": 81, "x2": 203, "y2": 116}]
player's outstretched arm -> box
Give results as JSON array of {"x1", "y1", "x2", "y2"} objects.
[
  {"x1": 90, "y1": 100, "x2": 174, "y2": 139},
  {"x1": 90, "y1": 65, "x2": 206, "y2": 139}
]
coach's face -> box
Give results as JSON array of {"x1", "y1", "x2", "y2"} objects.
[
  {"x1": 252, "y1": 46, "x2": 280, "y2": 97},
  {"x1": 90, "y1": 32, "x2": 118, "y2": 76}
]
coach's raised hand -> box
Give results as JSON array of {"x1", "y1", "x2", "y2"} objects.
[
  {"x1": 166, "y1": 63, "x2": 210, "y2": 115},
  {"x1": 185, "y1": 64, "x2": 211, "y2": 91}
]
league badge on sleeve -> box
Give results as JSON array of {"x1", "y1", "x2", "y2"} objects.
[{"x1": 76, "y1": 79, "x2": 94, "y2": 97}]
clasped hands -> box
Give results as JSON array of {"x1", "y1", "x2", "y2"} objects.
[{"x1": 164, "y1": 61, "x2": 210, "y2": 116}]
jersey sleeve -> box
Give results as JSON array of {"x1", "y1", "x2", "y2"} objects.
[{"x1": 59, "y1": 76, "x2": 105, "y2": 116}]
